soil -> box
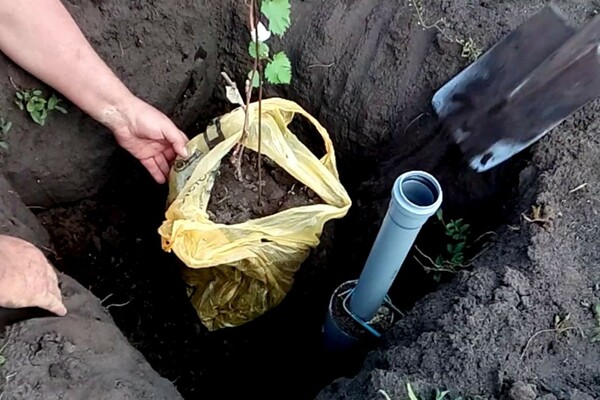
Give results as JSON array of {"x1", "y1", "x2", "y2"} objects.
[
  {"x1": 319, "y1": 102, "x2": 600, "y2": 400},
  {"x1": 1, "y1": 1, "x2": 600, "y2": 400},
  {"x1": 0, "y1": 0, "x2": 215, "y2": 207},
  {"x1": 0, "y1": 273, "x2": 182, "y2": 400},
  {"x1": 207, "y1": 149, "x2": 322, "y2": 225}
]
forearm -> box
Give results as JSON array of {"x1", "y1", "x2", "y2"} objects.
[{"x1": 0, "y1": 0, "x2": 134, "y2": 130}]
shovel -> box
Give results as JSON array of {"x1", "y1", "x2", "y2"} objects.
[{"x1": 432, "y1": 6, "x2": 600, "y2": 172}]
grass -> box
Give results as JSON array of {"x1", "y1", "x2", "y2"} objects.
[{"x1": 377, "y1": 383, "x2": 486, "y2": 400}]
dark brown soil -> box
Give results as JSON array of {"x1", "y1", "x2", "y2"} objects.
[
  {"x1": 207, "y1": 150, "x2": 322, "y2": 225},
  {"x1": 2, "y1": 1, "x2": 600, "y2": 400},
  {"x1": 0, "y1": 0, "x2": 215, "y2": 207},
  {"x1": 0, "y1": 273, "x2": 182, "y2": 400},
  {"x1": 319, "y1": 103, "x2": 600, "y2": 400}
]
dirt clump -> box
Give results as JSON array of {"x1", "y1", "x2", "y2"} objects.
[
  {"x1": 0, "y1": 173, "x2": 50, "y2": 250},
  {"x1": 0, "y1": 274, "x2": 182, "y2": 400},
  {"x1": 207, "y1": 150, "x2": 322, "y2": 225}
]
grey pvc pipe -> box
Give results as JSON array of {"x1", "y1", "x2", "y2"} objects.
[{"x1": 349, "y1": 171, "x2": 443, "y2": 322}]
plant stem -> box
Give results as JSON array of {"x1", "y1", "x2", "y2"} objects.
[
  {"x1": 255, "y1": 0, "x2": 263, "y2": 206},
  {"x1": 233, "y1": 0, "x2": 260, "y2": 180}
]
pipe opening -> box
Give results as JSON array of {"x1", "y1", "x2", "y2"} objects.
[{"x1": 400, "y1": 175, "x2": 440, "y2": 207}]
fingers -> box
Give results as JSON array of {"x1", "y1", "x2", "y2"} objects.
[
  {"x1": 161, "y1": 124, "x2": 189, "y2": 159},
  {"x1": 155, "y1": 153, "x2": 171, "y2": 179},
  {"x1": 163, "y1": 147, "x2": 176, "y2": 163},
  {"x1": 39, "y1": 262, "x2": 67, "y2": 316},
  {"x1": 141, "y1": 158, "x2": 167, "y2": 184},
  {"x1": 39, "y1": 294, "x2": 67, "y2": 316}
]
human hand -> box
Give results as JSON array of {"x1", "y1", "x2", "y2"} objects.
[
  {"x1": 106, "y1": 96, "x2": 190, "y2": 184},
  {"x1": 0, "y1": 235, "x2": 67, "y2": 316}
]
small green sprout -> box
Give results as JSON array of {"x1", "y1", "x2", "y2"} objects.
[
  {"x1": 423, "y1": 209, "x2": 471, "y2": 282},
  {"x1": 15, "y1": 89, "x2": 67, "y2": 126},
  {"x1": 0, "y1": 115, "x2": 12, "y2": 150}
]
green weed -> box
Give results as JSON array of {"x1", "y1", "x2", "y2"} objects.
[
  {"x1": 409, "y1": 0, "x2": 482, "y2": 64},
  {"x1": 15, "y1": 89, "x2": 67, "y2": 126},
  {"x1": 0, "y1": 340, "x2": 7, "y2": 368},
  {"x1": 521, "y1": 313, "x2": 578, "y2": 359},
  {"x1": 0, "y1": 115, "x2": 11, "y2": 150},
  {"x1": 456, "y1": 37, "x2": 483, "y2": 63},
  {"x1": 591, "y1": 302, "x2": 600, "y2": 342},
  {"x1": 402, "y1": 383, "x2": 484, "y2": 400},
  {"x1": 591, "y1": 0, "x2": 600, "y2": 16},
  {"x1": 415, "y1": 209, "x2": 472, "y2": 282}
]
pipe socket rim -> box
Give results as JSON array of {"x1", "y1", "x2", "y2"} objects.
[{"x1": 392, "y1": 170, "x2": 443, "y2": 218}]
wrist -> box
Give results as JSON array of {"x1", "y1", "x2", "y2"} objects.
[{"x1": 94, "y1": 89, "x2": 138, "y2": 134}]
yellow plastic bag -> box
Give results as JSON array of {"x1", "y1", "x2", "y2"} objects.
[{"x1": 158, "y1": 98, "x2": 352, "y2": 330}]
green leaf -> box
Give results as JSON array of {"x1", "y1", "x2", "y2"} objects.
[
  {"x1": 435, "y1": 208, "x2": 443, "y2": 221},
  {"x1": 54, "y1": 105, "x2": 68, "y2": 114},
  {"x1": 2, "y1": 121, "x2": 12, "y2": 134},
  {"x1": 447, "y1": 244, "x2": 453, "y2": 254},
  {"x1": 261, "y1": 0, "x2": 291, "y2": 36},
  {"x1": 32, "y1": 89, "x2": 42, "y2": 96},
  {"x1": 0, "y1": 354, "x2": 5, "y2": 366},
  {"x1": 48, "y1": 94, "x2": 58, "y2": 110},
  {"x1": 435, "y1": 390, "x2": 450, "y2": 400},
  {"x1": 249, "y1": 41, "x2": 270, "y2": 60},
  {"x1": 31, "y1": 111, "x2": 42, "y2": 125},
  {"x1": 15, "y1": 100, "x2": 24, "y2": 110},
  {"x1": 460, "y1": 224, "x2": 470, "y2": 233},
  {"x1": 247, "y1": 70, "x2": 260, "y2": 89},
  {"x1": 0, "y1": 141, "x2": 8, "y2": 150},
  {"x1": 406, "y1": 383, "x2": 420, "y2": 400},
  {"x1": 265, "y1": 52, "x2": 292, "y2": 85},
  {"x1": 26, "y1": 100, "x2": 37, "y2": 113},
  {"x1": 15, "y1": 92, "x2": 23, "y2": 100},
  {"x1": 435, "y1": 255, "x2": 444, "y2": 266},
  {"x1": 34, "y1": 100, "x2": 46, "y2": 111}
]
